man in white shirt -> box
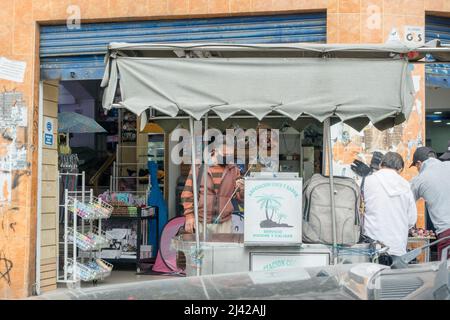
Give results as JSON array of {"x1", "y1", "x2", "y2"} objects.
[{"x1": 363, "y1": 152, "x2": 417, "y2": 267}]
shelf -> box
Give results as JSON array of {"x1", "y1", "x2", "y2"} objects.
[
  {"x1": 103, "y1": 258, "x2": 137, "y2": 264},
  {"x1": 109, "y1": 215, "x2": 155, "y2": 220}
]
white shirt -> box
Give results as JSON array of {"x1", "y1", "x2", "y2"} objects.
[{"x1": 363, "y1": 169, "x2": 417, "y2": 256}]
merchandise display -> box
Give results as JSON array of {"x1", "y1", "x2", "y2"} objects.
[
  {"x1": 59, "y1": 179, "x2": 114, "y2": 285},
  {"x1": 67, "y1": 227, "x2": 111, "y2": 251},
  {"x1": 102, "y1": 205, "x2": 158, "y2": 272},
  {"x1": 68, "y1": 196, "x2": 113, "y2": 219},
  {"x1": 67, "y1": 258, "x2": 113, "y2": 282},
  {"x1": 99, "y1": 191, "x2": 147, "y2": 207},
  {"x1": 409, "y1": 227, "x2": 436, "y2": 239}
]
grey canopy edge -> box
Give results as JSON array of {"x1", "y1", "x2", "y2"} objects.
[{"x1": 100, "y1": 41, "x2": 423, "y2": 132}]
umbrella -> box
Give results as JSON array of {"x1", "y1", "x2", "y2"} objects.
[{"x1": 58, "y1": 112, "x2": 107, "y2": 133}]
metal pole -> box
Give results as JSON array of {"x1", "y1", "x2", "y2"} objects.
[
  {"x1": 94, "y1": 190, "x2": 99, "y2": 235},
  {"x1": 189, "y1": 117, "x2": 201, "y2": 277},
  {"x1": 35, "y1": 81, "x2": 44, "y2": 295},
  {"x1": 322, "y1": 121, "x2": 328, "y2": 175},
  {"x1": 300, "y1": 131, "x2": 304, "y2": 178},
  {"x1": 64, "y1": 189, "x2": 68, "y2": 281},
  {"x1": 203, "y1": 114, "x2": 208, "y2": 244},
  {"x1": 73, "y1": 197, "x2": 77, "y2": 283},
  {"x1": 81, "y1": 172, "x2": 85, "y2": 256},
  {"x1": 325, "y1": 118, "x2": 338, "y2": 264}
]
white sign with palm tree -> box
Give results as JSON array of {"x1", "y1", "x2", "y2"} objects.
[{"x1": 244, "y1": 177, "x2": 302, "y2": 245}]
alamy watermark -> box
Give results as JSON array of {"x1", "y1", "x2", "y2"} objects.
[{"x1": 170, "y1": 121, "x2": 279, "y2": 168}]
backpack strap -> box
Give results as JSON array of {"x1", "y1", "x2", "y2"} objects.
[{"x1": 359, "y1": 175, "x2": 368, "y2": 235}]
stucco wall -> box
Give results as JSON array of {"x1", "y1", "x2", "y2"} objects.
[{"x1": 0, "y1": 0, "x2": 449, "y2": 299}]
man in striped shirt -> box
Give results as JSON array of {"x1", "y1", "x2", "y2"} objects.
[{"x1": 181, "y1": 146, "x2": 244, "y2": 234}]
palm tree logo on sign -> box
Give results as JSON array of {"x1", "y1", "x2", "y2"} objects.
[{"x1": 256, "y1": 194, "x2": 293, "y2": 228}]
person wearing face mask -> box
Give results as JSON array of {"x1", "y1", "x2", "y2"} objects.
[
  {"x1": 181, "y1": 145, "x2": 244, "y2": 235},
  {"x1": 362, "y1": 152, "x2": 417, "y2": 267}
]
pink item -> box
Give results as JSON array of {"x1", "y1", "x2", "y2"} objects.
[{"x1": 152, "y1": 216, "x2": 186, "y2": 274}]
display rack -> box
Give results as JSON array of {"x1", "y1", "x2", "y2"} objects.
[
  {"x1": 103, "y1": 205, "x2": 158, "y2": 273},
  {"x1": 57, "y1": 171, "x2": 114, "y2": 288}
]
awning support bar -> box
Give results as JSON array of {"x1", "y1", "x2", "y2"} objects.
[
  {"x1": 324, "y1": 118, "x2": 338, "y2": 264},
  {"x1": 189, "y1": 117, "x2": 201, "y2": 277}
]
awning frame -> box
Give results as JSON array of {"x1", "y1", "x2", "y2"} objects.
[{"x1": 100, "y1": 41, "x2": 450, "y2": 274}]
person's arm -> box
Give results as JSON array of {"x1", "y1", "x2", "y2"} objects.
[
  {"x1": 235, "y1": 168, "x2": 245, "y2": 201},
  {"x1": 180, "y1": 169, "x2": 195, "y2": 233},
  {"x1": 410, "y1": 177, "x2": 421, "y2": 201},
  {"x1": 407, "y1": 191, "x2": 418, "y2": 229}
]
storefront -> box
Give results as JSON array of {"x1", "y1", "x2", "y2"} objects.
[
  {"x1": 36, "y1": 12, "x2": 328, "y2": 293},
  {"x1": 98, "y1": 41, "x2": 448, "y2": 278},
  {"x1": 2, "y1": 0, "x2": 450, "y2": 300}
]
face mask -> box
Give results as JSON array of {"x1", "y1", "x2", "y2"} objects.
[
  {"x1": 206, "y1": 156, "x2": 217, "y2": 166},
  {"x1": 205, "y1": 151, "x2": 219, "y2": 166}
]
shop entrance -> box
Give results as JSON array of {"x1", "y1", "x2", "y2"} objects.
[
  {"x1": 38, "y1": 80, "x2": 170, "y2": 291},
  {"x1": 37, "y1": 78, "x2": 326, "y2": 292},
  {"x1": 37, "y1": 12, "x2": 327, "y2": 293}
]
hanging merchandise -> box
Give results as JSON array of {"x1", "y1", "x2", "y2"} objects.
[
  {"x1": 59, "y1": 154, "x2": 79, "y2": 171},
  {"x1": 58, "y1": 133, "x2": 72, "y2": 155},
  {"x1": 59, "y1": 154, "x2": 80, "y2": 223}
]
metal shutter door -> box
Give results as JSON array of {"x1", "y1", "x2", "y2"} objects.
[
  {"x1": 426, "y1": 16, "x2": 450, "y2": 88},
  {"x1": 40, "y1": 13, "x2": 326, "y2": 80}
]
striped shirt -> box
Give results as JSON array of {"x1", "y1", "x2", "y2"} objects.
[{"x1": 181, "y1": 164, "x2": 243, "y2": 223}]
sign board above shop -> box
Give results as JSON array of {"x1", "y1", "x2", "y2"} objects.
[
  {"x1": 244, "y1": 173, "x2": 303, "y2": 246},
  {"x1": 404, "y1": 26, "x2": 425, "y2": 46}
]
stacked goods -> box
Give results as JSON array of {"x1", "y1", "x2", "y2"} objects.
[
  {"x1": 67, "y1": 228, "x2": 111, "y2": 251},
  {"x1": 141, "y1": 206, "x2": 156, "y2": 217},
  {"x1": 67, "y1": 259, "x2": 97, "y2": 281},
  {"x1": 70, "y1": 201, "x2": 97, "y2": 219},
  {"x1": 409, "y1": 228, "x2": 436, "y2": 239},
  {"x1": 91, "y1": 198, "x2": 113, "y2": 219},
  {"x1": 95, "y1": 259, "x2": 113, "y2": 272},
  {"x1": 68, "y1": 197, "x2": 113, "y2": 220},
  {"x1": 67, "y1": 228, "x2": 96, "y2": 251},
  {"x1": 87, "y1": 231, "x2": 111, "y2": 249},
  {"x1": 98, "y1": 191, "x2": 146, "y2": 207},
  {"x1": 68, "y1": 259, "x2": 113, "y2": 281},
  {"x1": 111, "y1": 206, "x2": 139, "y2": 217}
]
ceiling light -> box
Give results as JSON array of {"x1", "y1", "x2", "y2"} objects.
[
  {"x1": 434, "y1": 120, "x2": 442, "y2": 123},
  {"x1": 434, "y1": 111, "x2": 443, "y2": 115},
  {"x1": 447, "y1": 122, "x2": 450, "y2": 125}
]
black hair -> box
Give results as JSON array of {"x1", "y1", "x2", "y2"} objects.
[{"x1": 381, "y1": 152, "x2": 405, "y2": 171}]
